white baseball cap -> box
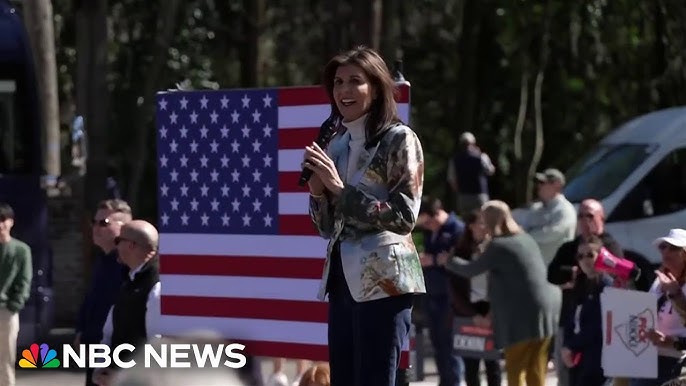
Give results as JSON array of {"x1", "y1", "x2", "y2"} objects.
[{"x1": 653, "y1": 228, "x2": 686, "y2": 248}]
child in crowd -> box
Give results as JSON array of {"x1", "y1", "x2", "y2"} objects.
[{"x1": 562, "y1": 236, "x2": 613, "y2": 386}]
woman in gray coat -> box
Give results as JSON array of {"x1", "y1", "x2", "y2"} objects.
[{"x1": 441, "y1": 200, "x2": 562, "y2": 386}]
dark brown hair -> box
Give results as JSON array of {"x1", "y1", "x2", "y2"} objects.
[
  {"x1": 454, "y1": 209, "x2": 482, "y2": 259},
  {"x1": 580, "y1": 235, "x2": 603, "y2": 251},
  {"x1": 323, "y1": 46, "x2": 402, "y2": 145}
]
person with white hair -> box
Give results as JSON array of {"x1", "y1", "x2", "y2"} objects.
[{"x1": 447, "y1": 132, "x2": 496, "y2": 216}]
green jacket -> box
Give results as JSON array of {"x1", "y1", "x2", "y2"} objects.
[{"x1": 0, "y1": 238, "x2": 33, "y2": 313}]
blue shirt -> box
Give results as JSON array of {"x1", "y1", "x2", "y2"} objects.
[
  {"x1": 422, "y1": 213, "x2": 464, "y2": 295},
  {"x1": 76, "y1": 249, "x2": 128, "y2": 344}
]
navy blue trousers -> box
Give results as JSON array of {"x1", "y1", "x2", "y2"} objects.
[
  {"x1": 425, "y1": 294, "x2": 463, "y2": 386},
  {"x1": 327, "y1": 244, "x2": 413, "y2": 386}
]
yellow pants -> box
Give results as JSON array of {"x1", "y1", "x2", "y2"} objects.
[
  {"x1": 613, "y1": 378, "x2": 629, "y2": 386},
  {"x1": 503, "y1": 337, "x2": 552, "y2": 386}
]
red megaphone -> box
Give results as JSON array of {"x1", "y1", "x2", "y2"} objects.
[{"x1": 593, "y1": 247, "x2": 640, "y2": 280}]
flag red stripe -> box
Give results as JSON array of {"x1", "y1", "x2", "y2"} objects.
[
  {"x1": 161, "y1": 296, "x2": 328, "y2": 323},
  {"x1": 159, "y1": 255, "x2": 324, "y2": 279},
  {"x1": 278, "y1": 85, "x2": 410, "y2": 106},
  {"x1": 239, "y1": 340, "x2": 330, "y2": 362},
  {"x1": 278, "y1": 127, "x2": 319, "y2": 149},
  {"x1": 279, "y1": 215, "x2": 318, "y2": 235},
  {"x1": 278, "y1": 172, "x2": 310, "y2": 193},
  {"x1": 278, "y1": 87, "x2": 329, "y2": 106},
  {"x1": 397, "y1": 83, "x2": 410, "y2": 103}
]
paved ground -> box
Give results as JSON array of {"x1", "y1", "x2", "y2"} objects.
[
  {"x1": 16, "y1": 357, "x2": 560, "y2": 386},
  {"x1": 16, "y1": 328, "x2": 559, "y2": 385}
]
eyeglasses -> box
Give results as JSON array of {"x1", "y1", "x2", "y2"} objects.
[
  {"x1": 576, "y1": 252, "x2": 596, "y2": 260},
  {"x1": 659, "y1": 243, "x2": 683, "y2": 252},
  {"x1": 577, "y1": 213, "x2": 594, "y2": 220},
  {"x1": 92, "y1": 218, "x2": 113, "y2": 227}
]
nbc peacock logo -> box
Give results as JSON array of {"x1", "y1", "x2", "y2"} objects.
[{"x1": 18, "y1": 343, "x2": 61, "y2": 368}]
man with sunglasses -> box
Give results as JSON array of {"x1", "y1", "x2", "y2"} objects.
[
  {"x1": 92, "y1": 220, "x2": 161, "y2": 386},
  {"x1": 75, "y1": 199, "x2": 132, "y2": 386},
  {"x1": 0, "y1": 202, "x2": 32, "y2": 386}
]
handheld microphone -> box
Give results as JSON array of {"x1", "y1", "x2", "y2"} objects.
[{"x1": 298, "y1": 113, "x2": 341, "y2": 186}]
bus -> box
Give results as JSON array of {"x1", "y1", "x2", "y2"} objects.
[{"x1": 0, "y1": 0, "x2": 53, "y2": 347}]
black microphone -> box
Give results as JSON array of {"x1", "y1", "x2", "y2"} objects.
[{"x1": 298, "y1": 113, "x2": 341, "y2": 186}]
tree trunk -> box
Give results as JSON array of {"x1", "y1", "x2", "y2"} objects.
[
  {"x1": 75, "y1": 0, "x2": 108, "y2": 277},
  {"x1": 526, "y1": 68, "x2": 545, "y2": 203},
  {"x1": 453, "y1": 0, "x2": 481, "y2": 146},
  {"x1": 126, "y1": 0, "x2": 182, "y2": 213},
  {"x1": 240, "y1": 0, "x2": 265, "y2": 87},
  {"x1": 324, "y1": 1, "x2": 346, "y2": 64},
  {"x1": 369, "y1": 0, "x2": 383, "y2": 51},
  {"x1": 513, "y1": 65, "x2": 529, "y2": 205},
  {"x1": 76, "y1": 0, "x2": 108, "y2": 211},
  {"x1": 23, "y1": 0, "x2": 60, "y2": 184},
  {"x1": 380, "y1": 0, "x2": 398, "y2": 61},
  {"x1": 524, "y1": 2, "x2": 552, "y2": 203},
  {"x1": 351, "y1": 0, "x2": 371, "y2": 48}
]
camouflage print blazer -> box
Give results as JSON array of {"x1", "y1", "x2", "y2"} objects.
[{"x1": 309, "y1": 122, "x2": 427, "y2": 302}]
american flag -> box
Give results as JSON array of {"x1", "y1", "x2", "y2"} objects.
[{"x1": 155, "y1": 83, "x2": 411, "y2": 363}]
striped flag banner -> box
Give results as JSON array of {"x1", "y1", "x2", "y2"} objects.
[{"x1": 155, "y1": 82, "x2": 411, "y2": 365}]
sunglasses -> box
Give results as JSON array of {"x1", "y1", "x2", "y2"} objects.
[
  {"x1": 659, "y1": 243, "x2": 683, "y2": 252},
  {"x1": 577, "y1": 213, "x2": 595, "y2": 220},
  {"x1": 576, "y1": 252, "x2": 596, "y2": 260},
  {"x1": 92, "y1": 218, "x2": 114, "y2": 227}
]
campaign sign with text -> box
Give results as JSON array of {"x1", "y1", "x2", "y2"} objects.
[
  {"x1": 452, "y1": 317, "x2": 501, "y2": 360},
  {"x1": 601, "y1": 287, "x2": 658, "y2": 379}
]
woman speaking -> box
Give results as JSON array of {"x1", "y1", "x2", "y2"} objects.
[{"x1": 302, "y1": 46, "x2": 426, "y2": 386}]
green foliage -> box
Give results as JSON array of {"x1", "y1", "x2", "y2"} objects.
[{"x1": 52, "y1": 0, "x2": 686, "y2": 220}]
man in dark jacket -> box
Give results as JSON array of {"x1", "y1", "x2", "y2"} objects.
[
  {"x1": 75, "y1": 199, "x2": 132, "y2": 386},
  {"x1": 418, "y1": 196, "x2": 465, "y2": 386},
  {"x1": 447, "y1": 132, "x2": 496, "y2": 216},
  {"x1": 547, "y1": 199, "x2": 622, "y2": 386}
]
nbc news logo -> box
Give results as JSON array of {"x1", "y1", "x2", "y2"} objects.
[{"x1": 18, "y1": 343, "x2": 61, "y2": 368}]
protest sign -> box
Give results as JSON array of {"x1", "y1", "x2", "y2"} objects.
[{"x1": 601, "y1": 287, "x2": 658, "y2": 378}]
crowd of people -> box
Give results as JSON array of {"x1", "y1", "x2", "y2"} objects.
[{"x1": 415, "y1": 130, "x2": 686, "y2": 386}]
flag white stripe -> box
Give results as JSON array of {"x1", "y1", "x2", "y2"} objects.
[
  {"x1": 159, "y1": 315, "x2": 410, "y2": 349},
  {"x1": 160, "y1": 315, "x2": 328, "y2": 345},
  {"x1": 278, "y1": 149, "x2": 305, "y2": 172},
  {"x1": 278, "y1": 104, "x2": 409, "y2": 129},
  {"x1": 278, "y1": 193, "x2": 309, "y2": 215},
  {"x1": 159, "y1": 234, "x2": 327, "y2": 257},
  {"x1": 161, "y1": 275, "x2": 321, "y2": 301}
]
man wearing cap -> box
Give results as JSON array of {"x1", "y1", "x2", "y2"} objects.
[
  {"x1": 447, "y1": 132, "x2": 496, "y2": 216},
  {"x1": 524, "y1": 168, "x2": 577, "y2": 267}
]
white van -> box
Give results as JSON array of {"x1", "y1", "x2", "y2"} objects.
[{"x1": 561, "y1": 106, "x2": 686, "y2": 266}]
